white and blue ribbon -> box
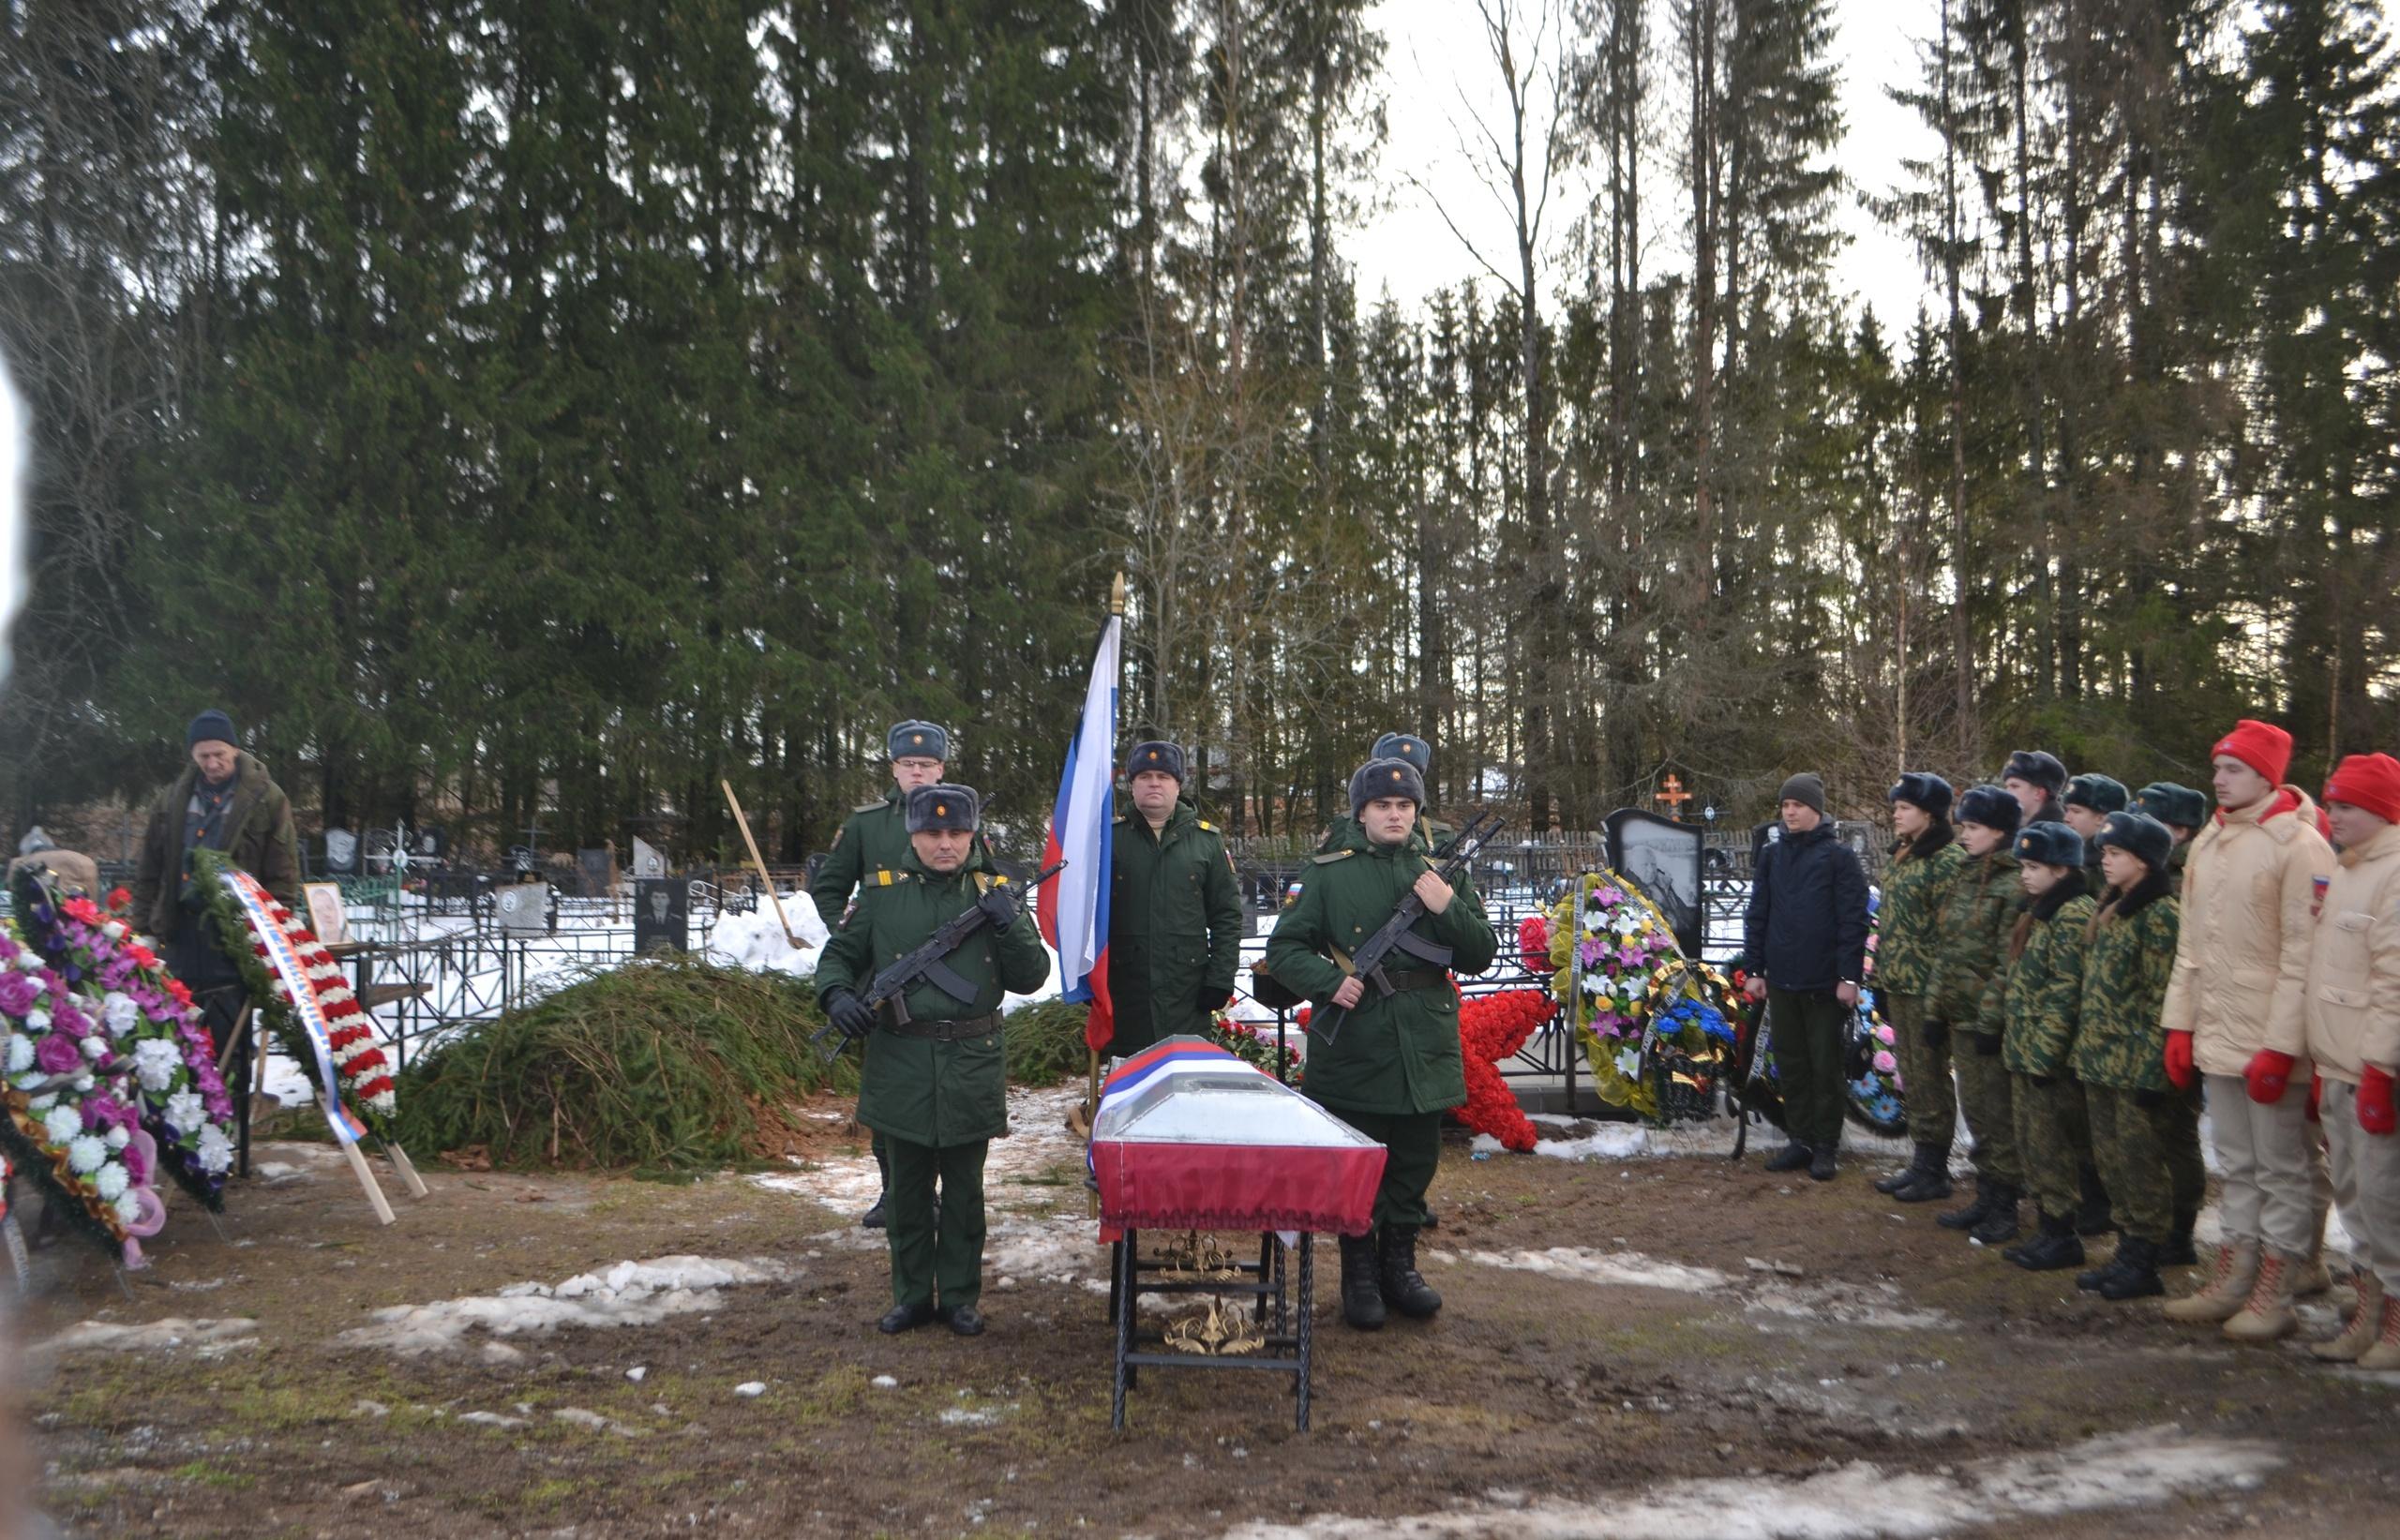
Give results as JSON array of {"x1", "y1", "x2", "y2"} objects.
[{"x1": 218, "y1": 871, "x2": 366, "y2": 1145}]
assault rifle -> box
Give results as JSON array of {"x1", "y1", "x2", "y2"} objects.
[
  {"x1": 1308, "y1": 810, "x2": 1505, "y2": 1046},
  {"x1": 813, "y1": 860, "x2": 1066, "y2": 1058}
]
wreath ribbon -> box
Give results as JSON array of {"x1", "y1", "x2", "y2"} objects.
[{"x1": 218, "y1": 869, "x2": 367, "y2": 1145}]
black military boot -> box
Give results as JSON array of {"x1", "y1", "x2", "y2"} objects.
[
  {"x1": 2077, "y1": 1244, "x2": 2131, "y2": 1293},
  {"x1": 1377, "y1": 1226, "x2": 1444, "y2": 1320},
  {"x1": 1874, "y1": 1143, "x2": 1934, "y2": 1194},
  {"x1": 1937, "y1": 1182, "x2": 2000, "y2": 1231},
  {"x1": 1970, "y1": 1185, "x2": 2022, "y2": 1246},
  {"x1": 2010, "y1": 1212, "x2": 2087, "y2": 1272},
  {"x1": 2098, "y1": 1236, "x2": 2166, "y2": 1300},
  {"x1": 1808, "y1": 1145, "x2": 1839, "y2": 1182},
  {"x1": 1763, "y1": 1141, "x2": 1812, "y2": 1174},
  {"x1": 2160, "y1": 1206, "x2": 2199, "y2": 1267},
  {"x1": 1339, "y1": 1233, "x2": 1387, "y2": 1330},
  {"x1": 2074, "y1": 1166, "x2": 2117, "y2": 1236},
  {"x1": 1880, "y1": 1142, "x2": 1949, "y2": 1200}
]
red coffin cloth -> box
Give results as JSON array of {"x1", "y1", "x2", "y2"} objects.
[{"x1": 1094, "y1": 1139, "x2": 1387, "y2": 1241}]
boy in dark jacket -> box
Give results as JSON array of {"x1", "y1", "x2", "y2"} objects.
[{"x1": 1742, "y1": 773, "x2": 1870, "y2": 1181}]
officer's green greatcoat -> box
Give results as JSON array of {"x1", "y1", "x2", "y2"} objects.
[
  {"x1": 1879, "y1": 835, "x2": 1965, "y2": 1151},
  {"x1": 1988, "y1": 890, "x2": 2097, "y2": 1219},
  {"x1": 1266, "y1": 819, "x2": 1495, "y2": 1229},
  {"x1": 816, "y1": 846, "x2": 1048, "y2": 1311},
  {"x1": 1924, "y1": 845, "x2": 2024, "y2": 1185},
  {"x1": 1106, "y1": 798, "x2": 1244, "y2": 1054},
  {"x1": 2070, "y1": 891, "x2": 2182, "y2": 1244},
  {"x1": 809, "y1": 788, "x2": 912, "y2": 927}
]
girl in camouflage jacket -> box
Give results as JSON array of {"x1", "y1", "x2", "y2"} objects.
[
  {"x1": 1987, "y1": 821, "x2": 2097, "y2": 1270},
  {"x1": 2070, "y1": 812, "x2": 2182, "y2": 1302}
]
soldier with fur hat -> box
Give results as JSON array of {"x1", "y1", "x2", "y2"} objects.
[
  {"x1": 1267, "y1": 756, "x2": 1496, "y2": 1330},
  {"x1": 1924, "y1": 785, "x2": 2027, "y2": 1243},
  {"x1": 810, "y1": 719, "x2": 963, "y2": 1229},
  {"x1": 1873, "y1": 773, "x2": 1966, "y2": 1204},
  {"x1": 1988, "y1": 821, "x2": 2100, "y2": 1270},
  {"x1": 2002, "y1": 751, "x2": 2071, "y2": 829},
  {"x1": 1104, "y1": 740, "x2": 1244, "y2": 1054},
  {"x1": 2161, "y1": 720, "x2": 2338, "y2": 1339},
  {"x1": 1317, "y1": 731, "x2": 1452, "y2": 854},
  {"x1": 2071, "y1": 812, "x2": 2184, "y2": 1301},
  {"x1": 2133, "y1": 782, "x2": 2210, "y2": 895},
  {"x1": 816, "y1": 784, "x2": 1049, "y2": 1338},
  {"x1": 2063, "y1": 774, "x2": 2130, "y2": 869}
]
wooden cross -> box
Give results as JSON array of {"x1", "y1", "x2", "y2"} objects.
[{"x1": 1655, "y1": 773, "x2": 1693, "y2": 816}]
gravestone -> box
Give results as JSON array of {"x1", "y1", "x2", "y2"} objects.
[
  {"x1": 1604, "y1": 808, "x2": 1705, "y2": 959},
  {"x1": 634, "y1": 878, "x2": 688, "y2": 955},
  {"x1": 323, "y1": 827, "x2": 359, "y2": 877},
  {"x1": 493, "y1": 881, "x2": 549, "y2": 935},
  {"x1": 577, "y1": 847, "x2": 615, "y2": 898},
  {"x1": 631, "y1": 836, "x2": 668, "y2": 881}
]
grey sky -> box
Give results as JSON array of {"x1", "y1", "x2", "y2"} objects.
[{"x1": 1352, "y1": 0, "x2": 1937, "y2": 344}]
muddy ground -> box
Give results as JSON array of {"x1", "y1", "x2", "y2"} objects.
[{"x1": 8, "y1": 1089, "x2": 2397, "y2": 1539}]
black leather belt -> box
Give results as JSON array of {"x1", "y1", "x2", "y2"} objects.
[
  {"x1": 1377, "y1": 968, "x2": 1448, "y2": 993},
  {"x1": 878, "y1": 1009, "x2": 1002, "y2": 1042}
]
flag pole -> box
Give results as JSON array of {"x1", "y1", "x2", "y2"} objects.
[{"x1": 1077, "y1": 571, "x2": 1128, "y2": 1142}]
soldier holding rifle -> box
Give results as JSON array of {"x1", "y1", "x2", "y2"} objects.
[
  {"x1": 1265, "y1": 757, "x2": 1497, "y2": 1332},
  {"x1": 816, "y1": 785, "x2": 1049, "y2": 1338}
]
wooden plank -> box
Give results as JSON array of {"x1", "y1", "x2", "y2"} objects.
[{"x1": 338, "y1": 1139, "x2": 398, "y2": 1225}]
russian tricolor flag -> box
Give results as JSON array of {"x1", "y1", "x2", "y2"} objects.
[{"x1": 1039, "y1": 614, "x2": 1119, "y2": 1051}]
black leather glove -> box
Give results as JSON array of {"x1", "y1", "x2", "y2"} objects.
[
  {"x1": 1196, "y1": 987, "x2": 1233, "y2": 1012},
  {"x1": 825, "y1": 989, "x2": 876, "y2": 1042},
  {"x1": 1920, "y1": 1020, "x2": 1950, "y2": 1050},
  {"x1": 1974, "y1": 1033, "x2": 2004, "y2": 1056},
  {"x1": 976, "y1": 884, "x2": 1022, "y2": 931}
]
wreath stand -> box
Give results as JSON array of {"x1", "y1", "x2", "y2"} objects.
[{"x1": 215, "y1": 1001, "x2": 425, "y2": 1226}]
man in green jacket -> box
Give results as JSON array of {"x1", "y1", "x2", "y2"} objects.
[
  {"x1": 808, "y1": 719, "x2": 953, "y2": 1229},
  {"x1": 1267, "y1": 757, "x2": 1497, "y2": 1331},
  {"x1": 1105, "y1": 740, "x2": 1244, "y2": 1055},
  {"x1": 817, "y1": 784, "x2": 1049, "y2": 1338}
]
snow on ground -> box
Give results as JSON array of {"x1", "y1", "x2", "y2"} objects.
[
  {"x1": 1429, "y1": 1246, "x2": 1958, "y2": 1331},
  {"x1": 1218, "y1": 1425, "x2": 2279, "y2": 1540},
  {"x1": 334, "y1": 1256, "x2": 792, "y2": 1359},
  {"x1": 701, "y1": 891, "x2": 829, "y2": 976},
  {"x1": 36, "y1": 1318, "x2": 262, "y2": 1356}
]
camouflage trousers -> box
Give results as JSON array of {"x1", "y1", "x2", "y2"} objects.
[
  {"x1": 2013, "y1": 1072, "x2": 2089, "y2": 1219},
  {"x1": 1957, "y1": 1028, "x2": 2018, "y2": 1187},
  {"x1": 1886, "y1": 993, "x2": 1957, "y2": 1153},
  {"x1": 2087, "y1": 1085, "x2": 2177, "y2": 1244},
  {"x1": 2156, "y1": 1081, "x2": 2206, "y2": 1222}
]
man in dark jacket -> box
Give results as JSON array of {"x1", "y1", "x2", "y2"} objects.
[
  {"x1": 1105, "y1": 740, "x2": 1244, "y2": 1054},
  {"x1": 1742, "y1": 772, "x2": 1870, "y2": 1181}
]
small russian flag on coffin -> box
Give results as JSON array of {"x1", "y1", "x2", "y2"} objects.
[{"x1": 1090, "y1": 1038, "x2": 1386, "y2": 1240}]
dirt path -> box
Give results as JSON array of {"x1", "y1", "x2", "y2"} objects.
[{"x1": 10, "y1": 1095, "x2": 2396, "y2": 1538}]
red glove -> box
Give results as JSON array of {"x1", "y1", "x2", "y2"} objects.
[
  {"x1": 2361, "y1": 1067, "x2": 2397, "y2": 1137},
  {"x1": 2244, "y1": 1048, "x2": 2297, "y2": 1105},
  {"x1": 2163, "y1": 1031, "x2": 2197, "y2": 1091},
  {"x1": 2306, "y1": 1073, "x2": 2322, "y2": 1123}
]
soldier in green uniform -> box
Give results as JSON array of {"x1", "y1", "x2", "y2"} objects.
[
  {"x1": 1105, "y1": 740, "x2": 1245, "y2": 1056},
  {"x1": 2130, "y1": 780, "x2": 2211, "y2": 1263},
  {"x1": 809, "y1": 720, "x2": 955, "y2": 1229},
  {"x1": 1874, "y1": 773, "x2": 1967, "y2": 1204},
  {"x1": 817, "y1": 783, "x2": 1049, "y2": 1337},
  {"x1": 1267, "y1": 757, "x2": 1497, "y2": 1330},
  {"x1": 1989, "y1": 821, "x2": 2097, "y2": 1270},
  {"x1": 1925, "y1": 785, "x2": 2026, "y2": 1244},
  {"x1": 2069, "y1": 810, "x2": 2182, "y2": 1301}
]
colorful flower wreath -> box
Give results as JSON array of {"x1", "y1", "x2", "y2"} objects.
[
  {"x1": 1545, "y1": 869, "x2": 1739, "y2": 1122},
  {"x1": 9, "y1": 879, "x2": 240, "y2": 1210},
  {"x1": 0, "y1": 930, "x2": 166, "y2": 1262},
  {"x1": 1202, "y1": 1011, "x2": 1304, "y2": 1085},
  {"x1": 196, "y1": 851, "x2": 397, "y2": 1131}
]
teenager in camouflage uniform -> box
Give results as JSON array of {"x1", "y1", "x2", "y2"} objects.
[
  {"x1": 2132, "y1": 783, "x2": 2210, "y2": 896},
  {"x1": 2062, "y1": 774, "x2": 2130, "y2": 870},
  {"x1": 1873, "y1": 773, "x2": 1965, "y2": 1204},
  {"x1": 2132, "y1": 779, "x2": 2212, "y2": 1265},
  {"x1": 2070, "y1": 812, "x2": 2183, "y2": 1301},
  {"x1": 1924, "y1": 785, "x2": 2026, "y2": 1243},
  {"x1": 1987, "y1": 822, "x2": 2097, "y2": 1270}
]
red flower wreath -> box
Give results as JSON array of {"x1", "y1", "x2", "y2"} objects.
[{"x1": 1456, "y1": 988, "x2": 1554, "y2": 1151}]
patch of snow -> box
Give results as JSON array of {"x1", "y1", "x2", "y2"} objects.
[
  {"x1": 939, "y1": 1403, "x2": 1014, "y2": 1427},
  {"x1": 871, "y1": 1374, "x2": 899, "y2": 1389},
  {"x1": 702, "y1": 896, "x2": 828, "y2": 978},
  {"x1": 335, "y1": 1255, "x2": 789, "y2": 1355},
  {"x1": 734, "y1": 1381, "x2": 767, "y2": 1398},
  {"x1": 36, "y1": 1318, "x2": 260, "y2": 1355},
  {"x1": 1218, "y1": 1425, "x2": 2279, "y2": 1539},
  {"x1": 554, "y1": 1407, "x2": 642, "y2": 1436},
  {"x1": 1436, "y1": 1247, "x2": 1731, "y2": 1293},
  {"x1": 1747, "y1": 1279, "x2": 1957, "y2": 1333},
  {"x1": 457, "y1": 1411, "x2": 526, "y2": 1430}
]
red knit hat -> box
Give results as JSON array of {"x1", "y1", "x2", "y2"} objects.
[
  {"x1": 2324, "y1": 754, "x2": 2400, "y2": 825},
  {"x1": 2211, "y1": 719, "x2": 2292, "y2": 786}
]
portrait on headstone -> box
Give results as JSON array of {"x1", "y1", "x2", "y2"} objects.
[
  {"x1": 1605, "y1": 808, "x2": 1704, "y2": 958},
  {"x1": 634, "y1": 877, "x2": 688, "y2": 955},
  {"x1": 303, "y1": 882, "x2": 349, "y2": 946}
]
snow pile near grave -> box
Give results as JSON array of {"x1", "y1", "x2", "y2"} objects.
[{"x1": 337, "y1": 1255, "x2": 791, "y2": 1357}]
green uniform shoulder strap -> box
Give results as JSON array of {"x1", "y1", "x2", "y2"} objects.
[
  {"x1": 867, "y1": 868, "x2": 914, "y2": 888},
  {"x1": 854, "y1": 798, "x2": 888, "y2": 815},
  {"x1": 1312, "y1": 850, "x2": 1353, "y2": 865}
]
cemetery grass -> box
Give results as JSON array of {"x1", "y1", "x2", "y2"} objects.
[{"x1": 15, "y1": 1112, "x2": 2400, "y2": 1539}]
